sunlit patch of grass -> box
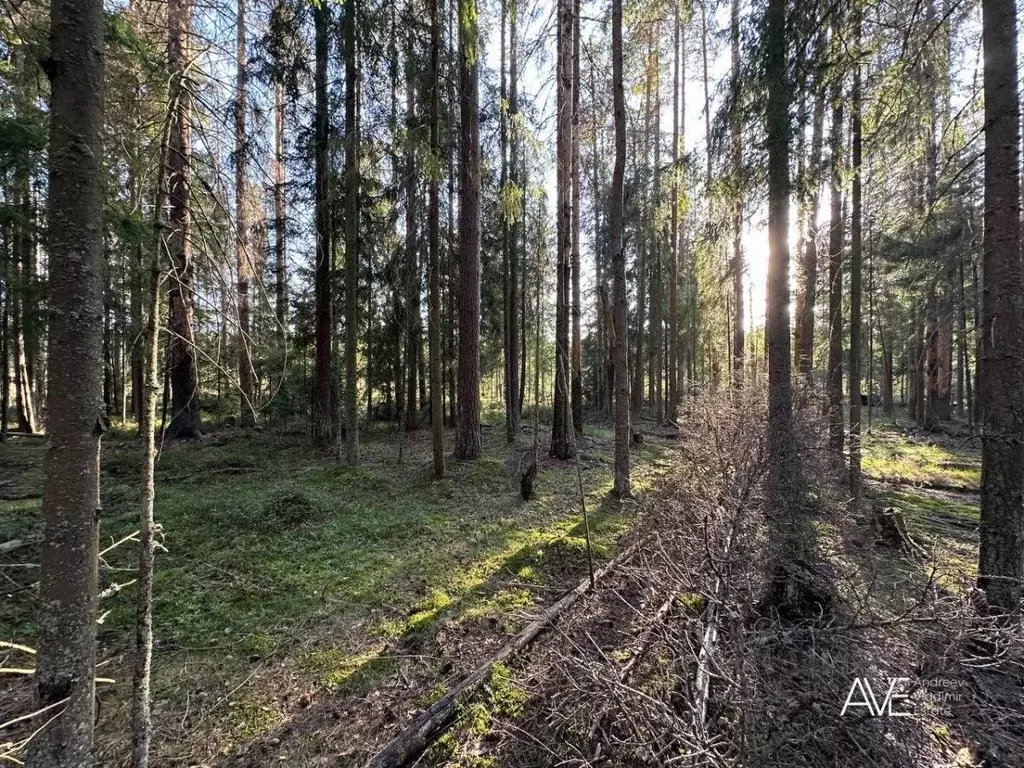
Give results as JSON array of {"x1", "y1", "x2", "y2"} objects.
[
  {"x1": 226, "y1": 693, "x2": 282, "y2": 741},
  {"x1": 863, "y1": 424, "x2": 980, "y2": 488}
]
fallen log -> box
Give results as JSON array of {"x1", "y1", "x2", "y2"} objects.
[{"x1": 362, "y1": 541, "x2": 642, "y2": 768}]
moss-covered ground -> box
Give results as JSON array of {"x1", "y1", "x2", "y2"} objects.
[{"x1": 0, "y1": 419, "x2": 670, "y2": 764}]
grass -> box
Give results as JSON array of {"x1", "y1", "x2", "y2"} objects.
[
  {"x1": 862, "y1": 419, "x2": 980, "y2": 488},
  {"x1": 0, "y1": 418, "x2": 671, "y2": 762}
]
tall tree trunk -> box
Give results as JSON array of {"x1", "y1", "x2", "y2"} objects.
[
  {"x1": 551, "y1": 0, "x2": 574, "y2": 459},
  {"x1": 343, "y1": 0, "x2": 360, "y2": 462},
  {"x1": 405, "y1": 11, "x2": 421, "y2": 431},
  {"x1": 651, "y1": 33, "x2": 663, "y2": 421},
  {"x1": 978, "y1": 0, "x2": 1024, "y2": 616},
  {"x1": 570, "y1": 0, "x2": 583, "y2": 434},
  {"x1": 274, "y1": 82, "x2": 287, "y2": 333},
  {"x1": 796, "y1": 87, "x2": 825, "y2": 381},
  {"x1": 27, "y1": 0, "x2": 105, "y2": 756},
  {"x1": 730, "y1": 0, "x2": 744, "y2": 388},
  {"x1": 166, "y1": 0, "x2": 200, "y2": 440},
  {"x1": 311, "y1": 0, "x2": 334, "y2": 447},
  {"x1": 826, "y1": 81, "x2": 844, "y2": 465},
  {"x1": 633, "y1": 41, "x2": 651, "y2": 415},
  {"x1": 507, "y1": 0, "x2": 521, "y2": 442},
  {"x1": 668, "y1": 0, "x2": 682, "y2": 417},
  {"x1": 454, "y1": 0, "x2": 481, "y2": 460},
  {"x1": 763, "y1": 0, "x2": 811, "y2": 612},
  {"x1": 610, "y1": 0, "x2": 629, "y2": 498},
  {"x1": 849, "y1": 18, "x2": 863, "y2": 509},
  {"x1": 428, "y1": 0, "x2": 444, "y2": 478},
  {"x1": 236, "y1": 0, "x2": 254, "y2": 428}
]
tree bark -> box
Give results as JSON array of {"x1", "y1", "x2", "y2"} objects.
[
  {"x1": 730, "y1": 0, "x2": 744, "y2": 388},
  {"x1": 27, "y1": 0, "x2": 105, "y2": 756},
  {"x1": 570, "y1": 0, "x2": 583, "y2": 435},
  {"x1": 428, "y1": 0, "x2": 445, "y2": 478},
  {"x1": 826, "y1": 80, "x2": 844, "y2": 465},
  {"x1": 610, "y1": 0, "x2": 629, "y2": 498},
  {"x1": 274, "y1": 83, "x2": 287, "y2": 333},
  {"x1": 236, "y1": 0, "x2": 254, "y2": 428},
  {"x1": 343, "y1": 0, "x2": 360, "y2": 462},
  {"x1": 978, "y1": 0, "x2": 1024, "y2": 616},
  {"x1": 796, "y1": 86, "x2": 825, "y2": 381},
  {"x1": 506, "y1": 0, "x2": 521, "y2": 443},
  {"x1": 311, "y1": 0, "x2": 334, "y2": 448},
  {"x1": 551, "y1": 0, "x2": 574, "y2": 460},
  {"x1": 455, "y1": 0, "x2": 481, "y2": 461},
  {"x1": 849, "y1": 20, "x2": 863, "y2": 508},
  {"x1": 166, "y1": 0, "x2": 201, "y2": 440}
]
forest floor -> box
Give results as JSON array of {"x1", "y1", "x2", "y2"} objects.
[
  {"x1": 0, "y1": 412, "x2": 676, "y2": 766},
  {"x1": 2, "y1": 404, "x2": 1020, "y2": 767}
]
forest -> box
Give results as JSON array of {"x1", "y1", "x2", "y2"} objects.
[{"x1": 2, "y1": 0, "x2": 1024, "y2": 764}]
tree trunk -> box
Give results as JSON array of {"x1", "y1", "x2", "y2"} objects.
[
  {"x1": 236, "y1": 0, "x2": 254, "y2": 428},
  {"x1": 428, "y1": 0, "x2": 444, "y2": 478},
  {"x1": 978, "y1": 0, "x2": 1024, "y2": 616},
  {"x1": 311, "y1": 0, "x2": 334, "y2": 448},
  {"x1": 730, "y1": 0, "x2": 744, "y2": 388},
  {"x1": 669, "y1": 0, "x2": 682, "y2": 417},
  {"x1": 343, "y1": 0, "x2": 360, "y2": 462},
  {"x1": 27, "y1": 0, "x2": 105, "y2": 756},
  {"x1": 571, "y1": 0, "x2": 583, "y2": 435},
  {"x1": 762, "y1": 0, "x2": 813, "y2": 613},
  {"x1": 610, "y1": 0, "x2": 629, "y2": 498},
  {"x1": 274, "y1": 82, "x2": 287, "y2": 334},
  {"x1": 506, "y1": 0, "x2": 521, "y2": 443},
  {"x1": 405, "y1": 11, "x2": 421, "y2": 431},
  {"x1": 551, "y1": 0, "x2": 573, "y2": 460},
  {"x1": 826, "y1": 80, "x2": 844, "y2": 465},
  {"x1": 796, "y1": 87, "x2": 825, "y2": 381},
  {"x1": 849, "y1": 24, "x2": 863, "y2": 508},
  {"x1": 454, "y1": 0, "x2": 481, "y2": 461}
]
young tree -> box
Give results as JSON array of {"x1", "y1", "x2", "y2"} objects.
[
  {"x1": 455, "y1": 0, "x2": 482, "y2": 461},
  {"x1": 610, "y1": 0, "x2": 629, "y2": 497},
  {"x1": 978, "y1": 0, "x2": 1024, "y2": 616},
  {"x1": 26, "y1": 0, "x2": 105, "y2": 758},
  {"x1": 506, "y1": 0, "x2": 522, "y2": 443}
]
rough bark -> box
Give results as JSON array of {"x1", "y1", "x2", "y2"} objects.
[
  {"x1": 506, "y1": 0, "x2": 521, "y2": 443},
  {"x1": 236, "y1": 0, "x2": 254, "y2": 428},
  {"x1": 796, "y1": 87, "x2": 825, "y2": 381},
  {"x1": 274, "y1": 83, "x2": 287, "y2": 333},
  {"x1": 849, "y1": 28, "x2": 863, "y2": 508},
  {"x1": 454, "y1": 0, "x2": 481, "y2": 461},
  {"x1": 610, "y1": 0, "x2": 629, "y2": 498},
  {"x1": 26, "y1": 0, "x2": 105, "y2": 757},
  {"x1": 571, "y1": 0, "x2": 583, "y2": 435},
  {"x1": 730, "y1": 0, "x2": 744, "y2": 388},
  {"x1": 311, "y1": 1, "x2": 334, "y2": 448},
  {"x1": 428, "y1": 0, "x2": 444, "y2": 478},
  {"x1": 668, "y1": 0, "x2": 681, "y2": 417},
  {"x1": 551, "y1": 0, "x2": 574, "y2": 460},
  {"x1": 166, "y1": 0, "x2": 201, "y2": 440},
  {"x1": 826, "y1": 81, "x2": 844, "y2": 465},
  {"x1": 978, "y1": 0, "x2": 1024, "y2": 616},
  {"x1": 343, "y1": 0, "x2": 360, "y2": 463}
]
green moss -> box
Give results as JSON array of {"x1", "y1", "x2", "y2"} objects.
[{"x1": 227, "y1": 694, "x2": 281, "y2": 741}]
